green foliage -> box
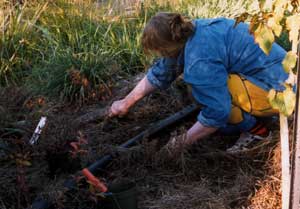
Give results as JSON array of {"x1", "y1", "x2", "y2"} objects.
[
  {"x1": 1, "y1": 1, "x2": 149, "y2": 101},
  {"x1": 235, "y1": 0, "x2": 299, "y2": 116},
  {"x1": 26, "y1": 5, "x2": 147, "y2": 101},
  {"x1": 1, "y1": 0, "x2": 256, "y2": 102},
  {"x1": 0, "y1": 3, "x2": 48, "y2": 86}
]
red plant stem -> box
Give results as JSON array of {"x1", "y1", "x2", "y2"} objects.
[{"x1": 16, "y1": 165, "x2": 29, "y2": 208}]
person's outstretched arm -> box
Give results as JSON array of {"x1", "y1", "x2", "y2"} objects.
[
  {"x1": 109, "y1": 76, "x2": 156, "y2": 117},
  {"x1": 109, "y1": 56, "x2": 183, "y2": 117}
]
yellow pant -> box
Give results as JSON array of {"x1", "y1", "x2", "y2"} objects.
[{"x1": 227, "y1": 74, "x2": 278, "y2": 124}]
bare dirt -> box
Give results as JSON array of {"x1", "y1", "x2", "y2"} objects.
[{"x1": 0, "y1": 75, "x2": 282, "y2": 209}]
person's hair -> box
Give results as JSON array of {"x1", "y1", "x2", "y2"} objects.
[{"x1": 141, "y1": 12, "x2": 194, "y2": 55}]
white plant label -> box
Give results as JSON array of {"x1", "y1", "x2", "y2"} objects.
[{"x1": 29, "y1": 117, "x2": 47, "y2": 145}]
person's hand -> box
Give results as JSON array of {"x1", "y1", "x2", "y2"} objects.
[{"x1": 108, "y1": 99, "x2": 131, "y2": 117}]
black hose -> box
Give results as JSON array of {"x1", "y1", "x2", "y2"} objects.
[
  {"x1": 29, "y1": 103, "x2": 200, "y2": 209},
  {"x1": 88, "y1": 103, "x2": 200, "y2": 173}
]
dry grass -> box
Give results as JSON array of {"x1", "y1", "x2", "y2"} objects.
[
  {"x1": 101, "y1": 125, "x2": 282, "y2": 209},
  {"x1": 248, "y1": 141, "x2": 282, "y2": 209},
  {"x1": 0, "y1": 80, "x2": 285, "y2": 209}
]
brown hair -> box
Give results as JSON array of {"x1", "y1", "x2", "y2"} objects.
[{"x1": 141, "y1": 12, "x2": 194, "y2": 56}]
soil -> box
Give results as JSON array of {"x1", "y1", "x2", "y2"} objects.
[{"x1": 0, "y1": 75, "x2": 281, "y2": 209}]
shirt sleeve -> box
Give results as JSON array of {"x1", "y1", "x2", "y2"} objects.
[
  {"x1": 146, "y1": 58, "x2": 183, "y2": 90},
  {"x1": 185, "y1": 58, "x2": 231, "y2": 128},
  {"x1": 192, "y1": 84, "x2": 231, "y2": 128}
]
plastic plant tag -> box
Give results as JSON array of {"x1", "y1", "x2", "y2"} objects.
[{"x1": 29, "y1": 117, "x2": 47, "y2": 145}]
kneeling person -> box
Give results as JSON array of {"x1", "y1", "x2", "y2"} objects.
[{"x1": 109, "y1": 12, "x2": 288, "y2": 154}]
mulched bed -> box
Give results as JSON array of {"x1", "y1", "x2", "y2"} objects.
[{"x1": 0, "y1": 77, "x2": 282, "y2": 209}]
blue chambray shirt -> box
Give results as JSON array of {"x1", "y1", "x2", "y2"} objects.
[{"x1": 146, "y1": 18, "x2": 288, "y2": 128}]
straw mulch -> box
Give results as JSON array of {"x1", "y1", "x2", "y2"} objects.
[
  {"x1": 0, "y1": 80, "x2": 285, "y2": 209},
  {"x1": 248, "y1": 140, "x2": 282, "y2": 209}
]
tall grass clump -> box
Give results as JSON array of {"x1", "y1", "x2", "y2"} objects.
[
  {"x1": 27, "y1": 1, "x2": 149, "y2": 102},
  {"x1": 4, "y1": 0, "x2": 280, "y2": 103},
  {"x1": 0, "y1": 0, "x2": 152, "y2": 102},
  {"x1": 0, "y1": 2, "x2": 48, "y2": 86},
  {"x1": 29, "y1": 5, "x2": 143, "y2": 100}
]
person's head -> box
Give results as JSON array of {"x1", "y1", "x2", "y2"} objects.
[{"x1": 141, "y1": 12, "x2": 194, "y2": 58}]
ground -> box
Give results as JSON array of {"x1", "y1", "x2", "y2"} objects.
[{"x1": 0, "y1": 75, "x2": 282, "y2": 209}]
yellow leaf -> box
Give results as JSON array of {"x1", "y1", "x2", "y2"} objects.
[
  {"x1": 259, "y1": 0, "x2": 266, "y2": 9},
  {"x1": 268, "y1": 87, "x2": 296, "y2": 116},
  {"x1": 286, "y1": 14, "x2": 300, "y2": 46},
  {"x1": 267, "y1": 16, "x2": 282, "y2": 37},
  {"x1": 273, "y1": 12, "x2": 283, "y2": 23},
  {"x1": 274, "y1": 0, "x2": 288, "y2": 18},
  {"x1": 283, "y1": 86, "x2": 296, "y2": 116},
  {"x1": 254, "y1": 24, "x2": 275, "y2": 55},
  {"x1": 268, "y1": 91, "x2": 285, "y2": 112},
  {"x1": 268, "y1": 89, "x2": 276, "y2": 100},
  {"x1": 282, "y1": 51, "x2": 298, "y2": 72},
  {"x1": 264, "y1": 0, "x2": 274, "y2": 10},
  {"x1": 16, "y1": 159, "x2": 32, "y2": 166}
]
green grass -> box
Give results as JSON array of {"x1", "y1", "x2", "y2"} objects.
[
  {"x1": 1, "y1": 0, "x2": 151, "y2": 101},
  {"x1": 0, "y1": 2, "x2": 48, "y2": 86},
  {"x1": 27, "y1": 4, "x2": 148, "y2": 101},
  {"x1": 0, "y1": 0, "x2": 291, "y2": 102}
]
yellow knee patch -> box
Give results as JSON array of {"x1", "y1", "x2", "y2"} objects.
[
  {"x1": 228, "y1": 105, "x2": 244, "y2": 124},
  {"x1": 227, "y1": 74, "x2": 277, "y2": 117},
  {"x1": 228, "y1": 74, "x2": 252, "y2": 113}
]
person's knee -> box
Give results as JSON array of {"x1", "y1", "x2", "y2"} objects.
[
  {"x1": 220, "y1": 111, "x2": 257, "y2": 135},
  {"x1": 228, "y1": 105, "x2": 244, "y2": 124}
]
